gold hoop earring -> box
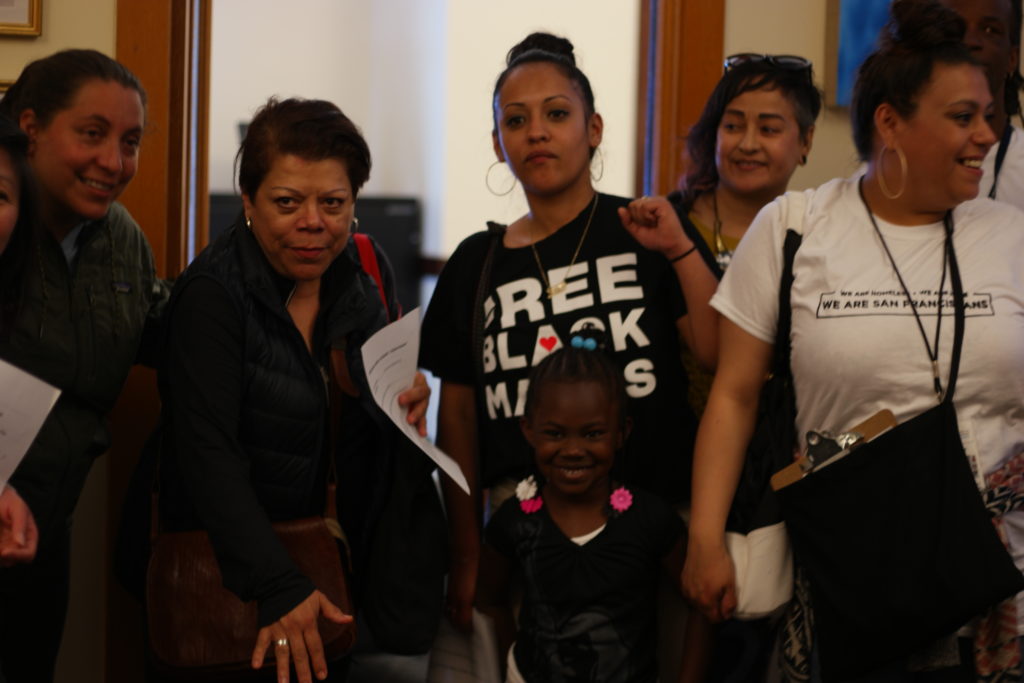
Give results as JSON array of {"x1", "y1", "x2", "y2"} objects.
[
  {"x1": 876, "y1": 144, "x2": 908, "y2": 200},
  {"x1": 245, "y1": 216, "x2": 253, "y2": 230},
  {"x1": 485, "y1": 160, "x2": 517, "y2": 196},
  {"x1": 590, "y1": 147, "x2": 605, "y2": 182}
]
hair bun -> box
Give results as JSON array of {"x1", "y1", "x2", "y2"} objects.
[
  {"x1": 881, "y1": 0, "x2": 965, "y2": 52},
  {"x1": 507, "y1": 32, "x2": 576, "y2": 66}
]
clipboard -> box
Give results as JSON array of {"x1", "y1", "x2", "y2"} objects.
[{"x1": 771, "y1": 409, "x2": 898, "y2": 491}]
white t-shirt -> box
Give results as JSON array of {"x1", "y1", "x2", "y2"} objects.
[
  {"x1": 713, "y1": 177, "x2": 1024, "y2": 630},
  {"x1": 982, "y1": 124, "x2": 1024, "y2": 212}
]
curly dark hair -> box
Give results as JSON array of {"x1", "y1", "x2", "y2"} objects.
[{"x1": 678, "y1": 59, "x2": 821, "y2": 211}]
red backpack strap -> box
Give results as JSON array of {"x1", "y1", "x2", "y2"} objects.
[{"x1": 353, "y1": 233, "x2": 395, "y2": 321}]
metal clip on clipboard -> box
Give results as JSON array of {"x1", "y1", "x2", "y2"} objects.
[{"x1": 770, "y1": 409, "x2": 898, "y2": 491}]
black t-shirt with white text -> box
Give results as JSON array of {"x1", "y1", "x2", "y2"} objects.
[{"x1": 420, "y1": 194, "x2": 697, "y2": 502}]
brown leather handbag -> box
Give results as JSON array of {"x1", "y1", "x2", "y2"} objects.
[
  {"x1": 145, "y1": 477, "x2": 355, "y2": 680},
  {"x1": 146, "y1": 347, "x2": 357, "y2": 679}
]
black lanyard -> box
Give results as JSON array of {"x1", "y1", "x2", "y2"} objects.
[
  {"x1": 988, "y1": 124, "x2": 1013, "y2": 200},
  {"x1": 858, "y1": 180, "x2": 960, "y2": 401}
]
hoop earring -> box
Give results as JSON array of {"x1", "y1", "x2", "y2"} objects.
[
  {"x1": 351, "y1": 217, "x2": 359, "y2": 233},
  {"x1": 876, "y1": 144, "x2": 908, "y2": 200},
  {"x1": 590, "y1": 147, "x2": 605, "y2": 182},
  {"x1": 245, "y1": 216, "x2": 253, "y2": 230},
  {"x1": 486, "y1": 160, "x2": 517, "y2": 196},
  {"x1": 800, "y1": 154, "x2": 808, "y2": 166}
]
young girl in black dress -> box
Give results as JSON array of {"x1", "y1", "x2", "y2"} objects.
[{"x1": 476, "y1": 335, "x2": 709, "y2": 683}]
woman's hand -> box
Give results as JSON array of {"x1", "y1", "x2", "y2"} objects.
[
  {"x1": 0, "y1": 486, "x2": 38, "y2": 567},
  {"x1": 397, "y1": 371, "x2": 431, "y2": 437},
  {"x1": 617, "y1": 196, "x2": 694, "y2": 260},
  {"x1": 251, "y1": 590, "x2": 352, "y2": 683},
  {"x1": 682, "y1": 538, "x2": 737, "y2": 623}
]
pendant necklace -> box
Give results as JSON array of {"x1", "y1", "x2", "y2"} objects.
[
  {"x1": 711, "y1": 190, "x2": 733, "y2": 271},
  {"x1": 530, "y1": 193, "x2": 599, "y2": 299},
  {"x1": 858, "y1": 179, "x2": 950, "y2": 401}
]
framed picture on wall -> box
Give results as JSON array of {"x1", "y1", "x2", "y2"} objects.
[
  {"x1": 0, "y1": 0, "x2": 42, "y2": 37},
  {"x1": 826, "y1": 0, "x2": 889, "y2": 107}
]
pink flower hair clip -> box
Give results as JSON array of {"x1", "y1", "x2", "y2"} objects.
[
  {"x1": 609, "y1": 486, "x2": 633, "y2": 515},
  {"x1": 516, "y1": 475, "x2": 543, "y2": 514}
]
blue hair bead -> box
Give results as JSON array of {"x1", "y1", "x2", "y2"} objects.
[{"x1": 570, "y1": 335, "x2": 598, "y2": 350}]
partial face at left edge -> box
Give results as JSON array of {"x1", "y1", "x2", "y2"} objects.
[{"x1": 0, "y1": 148, "x2": 20, "y2": 256}]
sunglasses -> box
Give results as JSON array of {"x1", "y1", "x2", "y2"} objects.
[{"x1": 723, "y1": 53, "x2": 813, "y2": 77}]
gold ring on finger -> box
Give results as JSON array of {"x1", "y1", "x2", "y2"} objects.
[{"x1": 275, "y1": 638, "x2": 289, "y2": 649}]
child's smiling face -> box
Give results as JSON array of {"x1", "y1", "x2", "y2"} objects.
[{"x1": 522, "y1": 380, "x2": 624, "y2": 502}]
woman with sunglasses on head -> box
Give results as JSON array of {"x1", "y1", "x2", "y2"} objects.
[
  {"x1": 670, "y1": 53, "x2": 820, "y2": 423},
  {"x1": 684, "y1": 0, "x2": 1024, "y2": 679},
  {"x1": 0, "y1": 50, "x2": 167, "y2": 683},
  {"x1": 420, "y1": 32, "x2": 718, "y2": 672},
  {"x1": 671, "y1": 54, "x2": 820, "y2": 279}
]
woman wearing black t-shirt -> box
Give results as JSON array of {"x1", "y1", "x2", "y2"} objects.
[{"x1": 419, "y1": 32, "x2": 717, "y2": 646}]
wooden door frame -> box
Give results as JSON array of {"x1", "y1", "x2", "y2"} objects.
[
  {"x1": 106, "y1": 2, "x2": 210, "y2": 679},
  {"x1": 635, "y1": 0, "x2": 725, "y2": 197},
  {"x1": 116, "y1": 0, "x2": 210, "y2": 277}
]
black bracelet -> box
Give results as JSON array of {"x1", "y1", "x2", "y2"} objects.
[{"x1": 669, "y1": 245, "x2": 698, "y2": 263}]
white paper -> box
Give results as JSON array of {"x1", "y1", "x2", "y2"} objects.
[
  {"x1": 0, "y1": 358, "x2": 61, "y2": 494},
  {"x1": 426, "y1": 609, "x2": 502, "y2": 683},
  {"x1": 360, "y1": 308, "x2": 470, "y2": 495}
]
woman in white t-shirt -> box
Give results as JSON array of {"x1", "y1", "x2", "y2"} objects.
[{"x1": 683, "y1": 1, "x2": 1024, "y2": 680}]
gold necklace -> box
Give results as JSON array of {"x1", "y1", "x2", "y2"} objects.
[
  {"x1": 710, "y1": 190, "x2": 733, "y2": 271},
  {"x1": 530, "y1": 193, "x2": 599, "y2": 299}
]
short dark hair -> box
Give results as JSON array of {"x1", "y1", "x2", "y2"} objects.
[
  {"x1": 0, "y1": 49, "x2": 147, "y2": 126},
  {"x1": 492, "y1": 32, "x2": 597, "y2": 135},
  {"x1": 235, "y1": 98, "x2": 371, "y2": 198},
  {"x1": 851, "y1": 0, "x2": 976, "y2": 161},
  {"x1": 0, "y1": 115, "x2": 39, "y2": 337},
  {"x1": 524, "y1": 343, "x2": 628, "y2": 431},
  {"x1": 679, "y1": 60, "x2": 822, "y2": 209}
]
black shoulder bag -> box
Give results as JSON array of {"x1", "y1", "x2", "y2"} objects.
[{"x1": 776, "y1": 212, "x2": 1024, "y2": 681}]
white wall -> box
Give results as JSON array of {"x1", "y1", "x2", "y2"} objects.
[
  {"x1": 208, "y1": 0, "x2": 639, "y2": 258},
  {"x1": 0, "y1": 0, "x2": 114, "y2": 82},
  {"x1": 439, "y1": 0, "x2": 639, "y2": 255},
  {"x1": 208, "y1": 1, "x2": 375, "y2": 194}
]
